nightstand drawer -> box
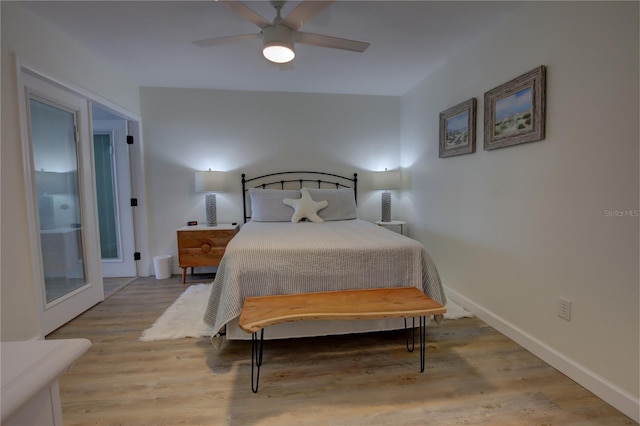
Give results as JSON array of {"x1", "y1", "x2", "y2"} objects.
[
  {"x1": 176, "y1": 224, "x2": 239, "y2": 283},
  {"x1": 177, "y1": 229, "x2": 236, "y2": 250}
]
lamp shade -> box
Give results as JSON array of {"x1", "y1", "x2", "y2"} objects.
[
  {"x1": 195, "y1": 170, "x2": 225, "y2": 193},
  {"x1": 372, "y1": 169, "x2": 401, "y2": 191}
]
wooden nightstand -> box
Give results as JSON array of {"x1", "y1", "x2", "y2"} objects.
[
  {"x1": 375, "y1": 220, "x2": 406, "y2": 235},
  {"x1": 177, "y1": 224, "x2": 239, "y2": 283}
]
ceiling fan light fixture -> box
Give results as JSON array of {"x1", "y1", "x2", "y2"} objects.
[
  {"x1": 262, "y1": 25, "x2": 295, "y2": 63},
  {"x1": 263, "y1": 44, "x2": 295, "y2": 63}
]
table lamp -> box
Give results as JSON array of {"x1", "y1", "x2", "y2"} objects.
[
  {"x1": 195, "y1": 169, "x2": 225, "y2": 226},
  {"x1": 372, "y1": 168, "x2": 400, "y2": 222}
]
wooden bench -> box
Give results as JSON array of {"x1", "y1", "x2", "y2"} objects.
[{"x1": 239, "y1": 287, "x2": 446, "y2": 392}]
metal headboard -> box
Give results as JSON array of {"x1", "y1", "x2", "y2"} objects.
[{"x1": 242, "y1": 171, "x2": 358, "y2": 223}]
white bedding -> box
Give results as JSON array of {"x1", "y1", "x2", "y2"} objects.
[{"x1": 203, "y1": 219, "x2": 446, "y2": 339}]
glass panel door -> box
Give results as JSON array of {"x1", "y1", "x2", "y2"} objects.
[
  {"x1": 92, "y1": 115, "x2": 137, "y2": 278},
  {"x1": 30, "y1": 98, "x2": 86, "y2": 303},
  {"x1": 22, "y1": 69, "x2": 103, "y2": 335},
  {"x1": 93, "y1": 132, "x2": 119, "y2": 260}
]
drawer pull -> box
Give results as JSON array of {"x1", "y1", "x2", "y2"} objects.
[{"x1": 201, "y1": 243, "x2": 211, "y2": 253}]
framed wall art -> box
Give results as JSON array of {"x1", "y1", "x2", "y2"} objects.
[
  {"x1": 439, "y1": 98, "x2": 477, "y2": 158},
  {"x1": 484, "y1": 65, "x2": 546, "y2": 150}
]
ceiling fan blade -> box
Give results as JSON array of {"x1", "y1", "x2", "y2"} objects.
[
  {"x1": 281, "y1": 0, "x2": 334, "y2": 31},
  {"x1": 296, "y1": 32, "x2": 370, "y2": 53},
  {"x1": 193, "y1": 33, "x2": 261, "y2": 48},
  {"x1": 219, "y1": 0, "x2": 270, "y2": 29}
]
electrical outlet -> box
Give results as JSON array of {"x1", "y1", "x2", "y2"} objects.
[{"x1": 558, "y1": 297, "x2": 572, "y2": 321}]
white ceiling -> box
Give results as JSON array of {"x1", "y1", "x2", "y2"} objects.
[{"x1": 24, "y1": 1, "x2": 520, "y2": 96}]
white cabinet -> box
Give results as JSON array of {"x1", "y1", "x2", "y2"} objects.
[{"x1": 1, "y1": 339, "x2": 91, "y2": 426}]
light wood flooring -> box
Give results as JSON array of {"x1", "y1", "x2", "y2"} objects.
[
  {"x1": 48, "y1": 276, "x2": 636, "y2": 425},
  {"x1": 103, "y1": 276, "x2": 137, "y2": 299}
]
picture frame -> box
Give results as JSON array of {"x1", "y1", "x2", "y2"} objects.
[
  {"x1": 439, "y1": 98, "x2": 477, "y2": 158},
  {"x1": 484, "y1": 65, "x2": 546, "y2": 150}
]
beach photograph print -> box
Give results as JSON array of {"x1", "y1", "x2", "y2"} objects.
[
  {"x1": 439, "y1": 98, "x2": 476, "y2": 158},
  {"x1": 446, "y1": 111, "x2": 470, "y2": 149},
  {"x1": 484, "y1": 65, "x2": 546, "y2": 150},
  {"x1": 494, "y1": 86, "x2": 532, "y2": 137}
]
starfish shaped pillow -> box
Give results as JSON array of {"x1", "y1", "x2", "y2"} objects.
[{"x1": 283, "y1": 188, "x2": 329, "y2": 223}]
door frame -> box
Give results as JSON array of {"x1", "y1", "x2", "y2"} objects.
[{"x1": 16, "y1": 60, "x2": 150, "y2": 336}]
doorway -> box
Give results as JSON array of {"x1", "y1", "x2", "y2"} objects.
[
  {"x1": 92, "y1": 105, "x2": 137, "y2": 281},
  {"x1": 19, "y1": 65, "x2": 148, "y2": 335}
]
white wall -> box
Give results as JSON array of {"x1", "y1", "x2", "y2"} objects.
[
  {"x1": 400, "y1": 1, "x2": 638, "y2": 419},
  {"x1": 1, "y1": 2, "x2": 141, "y2": 340},
  {"x1": 140, "y1": 87, "x2": 401, "y2": 270}
]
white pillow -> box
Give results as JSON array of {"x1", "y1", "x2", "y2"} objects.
[
  {"x1": 305, "y1": 188, "x2": 358, "y2": 221},
  {"x1": 249, "y1": 189, "x2": 300, "y2": 222},
  {"x1": 283, "y1": 188, "x2": 328, "y2": 223}
]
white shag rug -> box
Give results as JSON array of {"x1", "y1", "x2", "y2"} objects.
[
  {"x1": 139, "y1": 284, "x2": 474, "y2": 341},
  {"x1": 140, "y1": 284, "x2": 216, "y2": 341}
]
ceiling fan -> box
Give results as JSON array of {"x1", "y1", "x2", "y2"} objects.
[{"x1": 193, "y1": 0, "x2": 370, "y2": 64}]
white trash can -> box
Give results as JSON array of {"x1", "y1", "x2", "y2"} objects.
[{"x1": 153, "y1": 255, "x2": 172, "y2": 280}]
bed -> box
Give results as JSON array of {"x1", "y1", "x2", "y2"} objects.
[{"x1": 203, "y1": 171, "x2": 446, "y2": 340}]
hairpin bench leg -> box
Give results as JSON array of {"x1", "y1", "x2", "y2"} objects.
[
  {"x1": 405, "y1": 316, "x2": 427, "y2": 372},
  {"x1": 419, "y1": 316, "x2": 426, "y2": 373},
  {"x1": 251, "y1": 329, "x2": 264, "y2": 393},
  {"x1": 404, "y1": 317, "x2": 415, "y2": 352}
]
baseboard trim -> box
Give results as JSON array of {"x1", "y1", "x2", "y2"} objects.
[{"x1": 444, "y1": 286, "x2": 639, "y2": 423}]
